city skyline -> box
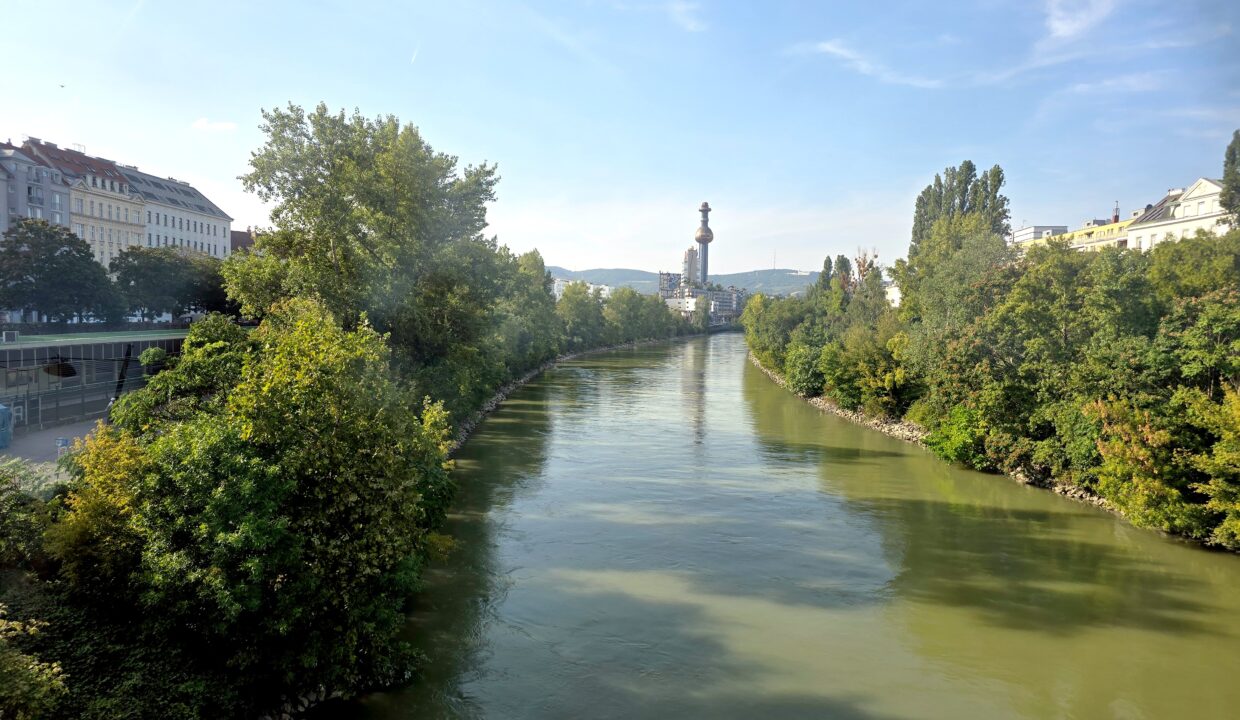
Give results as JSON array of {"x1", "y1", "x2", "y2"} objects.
[{"x1": 2, "y1": 0, "x2": 1236, "y2": 273}]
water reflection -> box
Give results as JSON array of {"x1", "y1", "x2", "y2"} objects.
[{"x1": 328, "y1": 334, "x2": 1240, "y2": 720}]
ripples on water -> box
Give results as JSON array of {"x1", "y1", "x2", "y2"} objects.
[{"x1": 329, "y1": 333, "x2": 1240, "y2": 720}]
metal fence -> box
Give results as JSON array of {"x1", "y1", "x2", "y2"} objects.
[{"x1": 0, "y1": 336, "x2": 183, "y2": 432}]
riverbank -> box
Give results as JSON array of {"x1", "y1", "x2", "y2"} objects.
[
  {"x1": 746, "y1": 352, "x2": 1117, "y2": 514},
  {"x1": 450, "y1": 333, "x2": 708, "y2": 455}
]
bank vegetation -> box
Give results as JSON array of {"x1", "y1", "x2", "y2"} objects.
[
  {"x1": 0, "y1": 104, "x2": 697, "y2": 718},
  {"x1": 742, "y1": 138, "x2": 1240, "y2": 553}
]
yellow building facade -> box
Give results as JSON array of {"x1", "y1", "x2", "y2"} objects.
[{"x1": 24, "y1": 140, "x2": 144, "y2": 267}]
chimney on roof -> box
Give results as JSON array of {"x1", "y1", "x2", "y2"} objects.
[
  {"x1": 71, "y1": 143, "x2": 84, "y2": 153},
  {"x1": 1112, "y1": 201, "x2": 1119, "y2": 224}
]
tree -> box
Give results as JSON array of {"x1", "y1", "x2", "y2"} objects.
[
  {"x1": 111, "y1": 246, "x2": 188, "y2": 320},
  {"x1": 0, "y1": 606, "x2": 65, "y2": 720},
  {"x1": 56, "y1": 300, "x2": 455, "y2": 713},
  {"x1": 0, "y1": 219, "x2": 119, "y2": 322},
  {"x1": 556, "y1": 281, "x2": 607, "y2": 352},
  {"x1": 908, "y1": 161, "x2": 1010, "y2": 261},
  {"x1": 1221, "y1": 129, "x2": 1240, "y2": 220}
]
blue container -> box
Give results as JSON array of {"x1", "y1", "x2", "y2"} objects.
[{"x1": 0, "y1": 404, "x2": 11, "y2": 450}]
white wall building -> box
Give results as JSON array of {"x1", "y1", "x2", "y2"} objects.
[
  {"x1": 1011, "y1": 225, "x2": 1067, "y2": 244},
  {"x1": 1127, "y1": 178, "x2": 1232, "y2": 251},
  {"x1": 121, "y1": 166, "x2": 232, "y2": 257},
  {"x1": 552, "y1": 278, "x2": 613, "y2": 301},
  {"x1": 665, "y1": 295, "x2": 700, "y2": 317}
]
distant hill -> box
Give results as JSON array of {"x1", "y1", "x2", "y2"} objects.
[{"x1": 547, "y1": 266, "x2": 819, "y2": 297}]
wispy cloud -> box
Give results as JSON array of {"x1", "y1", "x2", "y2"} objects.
[
  {"x1": 1031, "y1": 71, "x2": 1163, "y2": 123},
  {"x1": 190, "y1": 118, "x2": 237, "y2": 133},
  {"x1": 1065, "y1": 71, "x2": 1163, "y2": 94},
  {"x1": 665, "y1": 1, "x2": 705, "y2": 32},
  {"x1": 1044, "y1": 0, "x2": 1118, "y2": 40},
  {"x1": 120, "y1": 0, "x2": 146, "y2": 32},
  {"x1": 1140, "y1": 23, "x2": 1232, "y2": 50},
  {"x1": 522, "y1": 4, "x2": 620, "y2": 75},
  {"x1": 803, "y1": 40, "x2": 942, "y2": 89}
]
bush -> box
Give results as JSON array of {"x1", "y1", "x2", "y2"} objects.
[
  {"x1": 0, "y1": 459, "x2": 51, "y2": 569},
  {"x1": 924, "y1": 405, "x2": 992, "y2": 470},
  {"x1": 0, "y1": 606, "x2": 66, "y2": 720},
  {"x1": 784, "y1": 342, "x2": 823, "y2": 396}
]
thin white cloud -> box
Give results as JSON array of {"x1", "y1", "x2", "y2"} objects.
[
  {"x1": 120, "y1": 0, "x2": 146, "y2": 32},
  {"x1": 1140, "y1": 23, "x2": 1232, "y2": 50},
  {"x1": 190, "y1": 118, "x2": 238, "y2": 133},
  {"x1": 522, "y1": 3, "x2": 620, "y2": 76},
  {"x1": 1066, "y1": 71, "x2": 1163, "y2": 94},
  {"x1": 665, "y1": 1, "x2": 705, "y2": 32},
  {"x1": 807, "y1": 40, "x2": 942, "y2": 89},
  {"x1": 1045, "y1": 0, "x2": 1118, "y2": 40}
]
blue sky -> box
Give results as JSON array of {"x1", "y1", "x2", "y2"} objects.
[{"x1": 3, "y1": 0, "x2": 1237, "y2": 274}]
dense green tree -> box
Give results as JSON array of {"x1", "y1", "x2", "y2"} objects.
[
  {"x1": 1147, "y1": 229, "x2": 1240, "y2": 306},
  {"x1": 1222, "y1": 129, "x2": 1240, "y2": 219},
  {"x1": 111, "y1": 247, "x2": 187, "y2": 320},
  {"x1": 908, "y1": 161, "x2": 1010, "y2": 261},
  {"x1": 742, "y1": 145, "x2": 1240, "y2": 549},
  {"x1": 556, "y1": 281, "x2": 608, "y2": 351},
  {"x1": 41, "y1": 300, "x2": 455, "y2": 715},
  {"x1": 0, "y1": 606, "x2": 65, "y2": 719},
  {"x1": 0, "y1": 219, "x2": 120, "y2": 322}
]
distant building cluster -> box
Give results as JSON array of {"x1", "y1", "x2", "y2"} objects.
[
  {"x1": 658, "y1": 202, "x2": 749, "y2": 325},
  {"x1": 552, "y1": 277, "x2": 612, "y2": 301},
  {"x1": 1013, "y1": 177, "x2": 1231, "y2": 252},
  {"x1": 1, "y1": 136, "x2": 235, "y2": 268}
]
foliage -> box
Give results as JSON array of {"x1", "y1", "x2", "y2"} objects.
[
  {"x1": 783, "y1": 342, "x2": 822, "y2": 396},
  {"x1": 908, "y1": 160, "x2": 1010, "y2": 262},
  {"x1": 555, "y1": 281, "x2": 606, "y2": 352},
  {"x1": 1222, "y1": 129, "x2": 1240, "y2": 220},
  {"x1": 924, "y1": 405, "x2": 991, "y2": 470},
  {"x1": 111, "y1": 246, "x2": 232, "y2": 321},
  {"x1": 742, "y1": 141, "x2": 1240, "y2": 549},
  {"x1": 1, "y1": 459, "x2": 52, "y2": 568},
  {"x1": 0, "y1": 219, "x2": 121, "y2": 322},
  {"x1": 0, "y1": 605, "x2": 66, "y2": 720}
]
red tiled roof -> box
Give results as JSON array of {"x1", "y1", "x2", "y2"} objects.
[{"x1": 23, "y1": 139, "x2": 125, "y2": 183}]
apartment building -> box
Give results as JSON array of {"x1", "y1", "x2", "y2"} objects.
[
  {"x1": 121, "y1": 165, "x2": 232, "y2": 257},
  {"x1": 23, "y1": 139, "x2": 144, "y2": 267},
  {"x1": 1, "y1": 141, "x2": 71, "y2": 233},
  {"x1": 1127, "y1": 178, "x2": 1232, "y2": 251}
]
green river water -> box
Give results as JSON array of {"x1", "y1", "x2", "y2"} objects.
[{"x1": 337, "y1": 333, "x2": 1240, "y2": 719}]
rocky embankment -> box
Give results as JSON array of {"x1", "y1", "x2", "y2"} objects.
[{"x1": 747, "y1": 352, "x2": 1115, "y2": 513}]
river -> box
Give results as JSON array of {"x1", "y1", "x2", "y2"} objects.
[{"x1": 336, "y1": 332, "x2": 1240, "y2": 719}]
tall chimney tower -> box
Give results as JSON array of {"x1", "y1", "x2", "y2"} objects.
[
  {"x1": 1112, "y1": 201, "x2": 1120, "y2": 224},
  {"x1": 695, "y1": 202, "x2": 713, "y2": 286}
]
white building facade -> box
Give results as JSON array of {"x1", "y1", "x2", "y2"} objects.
[
  {"x1": 122, "y1": 167, "x2": 232, "y2": 257},
  {"x1": 1010, "y1": 225, "x2": 1068, "y2": 244},
  {"x1": 552, "y1": 278, "x2": 613, "y2": 301},
  {"x1": 1127, "y1": 178, "x2": 1232, "y2": 251}
]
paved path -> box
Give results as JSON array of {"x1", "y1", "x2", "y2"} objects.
[{"x1": 3, "y1": 418, "x2": 102, "y2": 463}]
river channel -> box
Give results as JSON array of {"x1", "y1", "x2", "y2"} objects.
[{"x1": 339, "y1": 332, "x2": 1240, "y2": 719}]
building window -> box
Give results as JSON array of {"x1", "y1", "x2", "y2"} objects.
[
  {"x1": 52, "y1": 212, "x2": 61, "y2": 224},
  {"x1": 89, "y1": 200, "x2": 95, "y2": 215},
  {"x1": 75, "y1": 223, "x2": 84, "y2": 237},
  {"x1": 147, "y1": 210, "x2": 151, "y2": 223},
  {"x1": 75, "y1": 198, "x2": 84, "y2": 213}
]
